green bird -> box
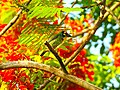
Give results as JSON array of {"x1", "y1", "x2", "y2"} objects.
[
  {"x1": 40, "y1": 31, "x2": 71, "y2": 56},
  {"x1": 48, "y1": 31, "x2": 71, "y2": 48}
]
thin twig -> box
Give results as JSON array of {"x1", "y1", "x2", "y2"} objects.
[
  {"x1": 45, "y1": 41, "x2": 68, "y2": 74},
  {"x1": 102, "y1": 1, "x2": 120, "y2": 21},
  {"x1": 102, "y1": 0, "x2": 106, "y2": 15},
  {"x1": 79, "y1": 2, "x2": 103, "y2": 9},
  {"x1": 105, "y1": 6, "x2": 120, "y2": 26},
  {"x1": 0, "y1": 0, "x2": 32, "y2": 36},
  {"x1": 0, "y1": 61, "x2": 102, "y2": 90}
]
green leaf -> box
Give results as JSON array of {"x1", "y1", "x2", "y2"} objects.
[
  {"x1": 28, "y1": 6, "x2": 83, "y2": 19},
  {"x1": 87, "y1": 55, "x2": 99, "y2": 61},
  {"x1": 50, "y1": 8, "x2": 59, "y2": 18},
  {"x1": 62, "y1": 8, "x2": 83, "y2": 13},
  {"x1": 100, "y1": 44, "x2": 105, "y2": 54},
  {"x1": 92, "y1": 35, "x2": 99, "y2": 42},
  {"x1": 103, "y1": 66, "x2": 109, "y2": 70},
  {"x1": 81, "y1": 0, "x2": 92, "y2": 7},
  {"x1": 96, "y1": 64, "x2": 103, "y2": 72},
  {"x1": 94, "y1": 43, "x2": 98, "y2": 47},
  {"x1": 45, "y1": 59, "x2": 60, "y2": 68},
  {"x1": 28, "y1": 6, "x2": 43, "y2": 19},
  {"x1": 37, "y1": 6, "x2": 49, "y2": 18},
  {"x1": 2, "y1": 10, "x2": 16, "y2": 24},
  {"x1": 102, "y1": 56, "x2": 112, "y2": 63},
  {"x1": 40, "y1": 7, "x2": 52, "y2": 18},
  {"x1": 115, "y1": 67, "x2": 120, "y2": 74},
  {"x1": 57, "y1": 9, "x2": 61, "y2": 18}
]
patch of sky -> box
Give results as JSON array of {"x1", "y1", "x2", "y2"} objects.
[
  {"x1": 107, "y1": 23, "x2": 112, "y2": 29},
  {"x1": 95, "y1": 27, "x2": 104, "y2": 38},
  {"x1": 110, "y1": 78, "x2": 120, "y2": 88},
  {"x1": 63, "y1": 0, "x2": 84, "y2": 18},
  {"x1": 113, "y1": 24, "x2": 119, "y2": 30}
]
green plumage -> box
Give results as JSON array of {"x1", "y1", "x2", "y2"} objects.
[{"x1": 48, "y1": 31, "x2": 71, "y2": 48}]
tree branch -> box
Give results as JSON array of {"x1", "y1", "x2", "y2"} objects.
[
  {"x1": 0, "y1": 0, "x2": 32, "y2": 36},
  {"x1": 102, "y1": 1, "x2": 120, "y2": 21},
  {"x1": 0, "y1": 61, "x2": 102, "y2": 90},
  {"x1": 45, "y1": 41, "x2": 68, "y2": 74},
  {"x1": 105, "y1": 6, "x2": 120, "y2": 26}
]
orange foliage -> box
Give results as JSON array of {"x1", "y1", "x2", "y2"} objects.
[
  {"x1": 110, "y1": 32, "x2": 120, "y2": 67},
  {"x1": 58, "y1": 43, "x2": 94, "y2": 90}
]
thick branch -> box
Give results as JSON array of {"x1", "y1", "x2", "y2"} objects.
[
  {"x1": 0, "y1": 61, "x2": 102, "y2": 90},
  {"x1": 0, "y1": 0, "x2": 32, "y2": 36}
]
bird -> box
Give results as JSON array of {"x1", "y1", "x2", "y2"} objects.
[
  {"x1": 40, "y1": 31, "x2": 71, "y2": 56},
  {"x1": 48, "y1": 31, "x2": 71, "y2": 43},
  {"x1": 48, "y1": 31, "x2": 71, "y2": 48}
]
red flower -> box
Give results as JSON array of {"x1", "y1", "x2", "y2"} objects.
[
  {"x1": 53, "y1": 20, "x2": 58, "y2": 25},
  {"x1": 0, "y1": 24, "x2": 7, "y2": 31},
  {"x1": 58, "y1": 48, "x2": 72, "y2": 58},
  {"x1": 2, "y1": 0, "x2": 8, "y2": 2},
  {"x1": 0, "y1": 48, "x2": 4, "y2": 53},
  {"x1": 0, "y1": 69, "x2": 15, "y2": 82},
  {"x1": 19, "y1": 85, "x2": 27, "y2": 90},
  {"x1": 114, "y1": 59, "x2": 120, "y2": 67},
  {"x1": 67, "y1": 84, "x2": 85, "y2": 90}
]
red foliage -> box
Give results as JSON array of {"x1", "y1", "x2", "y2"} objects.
[
  {"x1": 0, "y1": 69, "x2": 34, "y2": 90},
  {"x1": 0, "y1": 48, "x2": 4, "y2": 53},
  {"x1": 110, "y1": 32, "x2": 120, "y2": 67},
  {"x1": 64, "y1": 15, "x2": 93, "y2": 34},
  {"x1": 2, "y1": 0, "x2": 8, "y2": 2},
  {"x1": 41, "y1": 56, "x2": 52, "y2": 61},
  {"x1": 0, "y1": 22, "x2": 33, "y2": 89},
  {"x1": 67, "y1": 84, "x2": 85, "y2": 90},
  {"x1": 58, "y1": 43, "x2": 94, "y2": 90},
  {"x1": 53, "y1": 20, "x2": 58, "y2": 25},
  {"x1": 64, "y1": 16, "x2": 84, "y2": 32},
  {"x1": 43, "y1": 71, "x2": 52, "y2": 78},
  {"x1": 0, "y1": 24, "x2": 7, "y2": 32},
  {"x1": 6, "y1": 53, "x2": 30, "y2": 61}
]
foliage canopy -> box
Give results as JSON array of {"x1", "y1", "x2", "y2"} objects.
[{"x1": 0, "y1": 0, "x2": 120, "y2": 90}]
